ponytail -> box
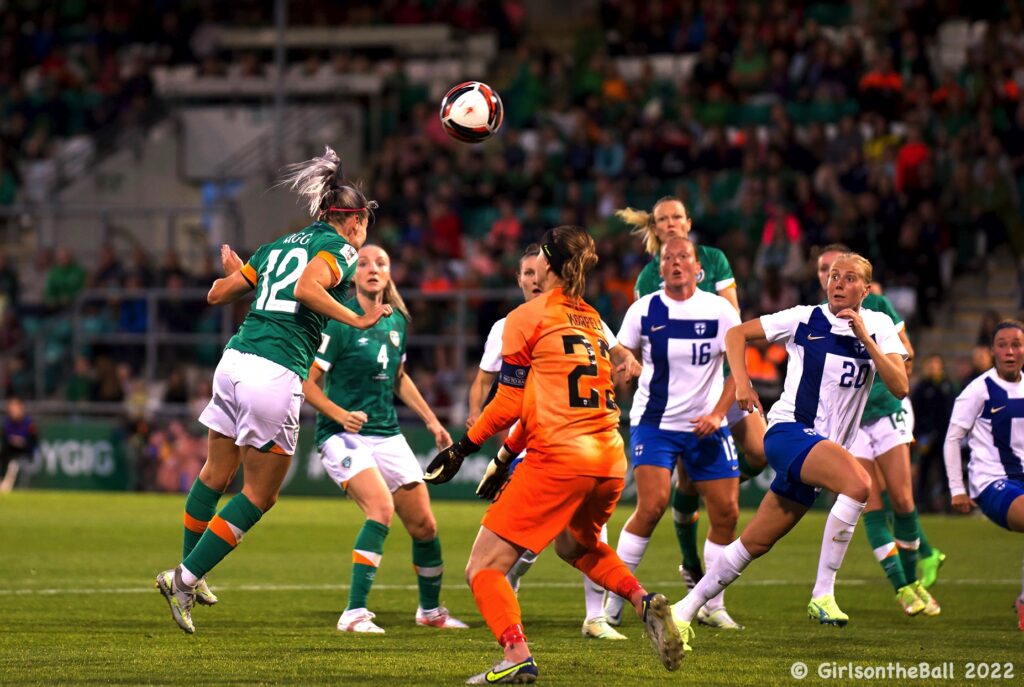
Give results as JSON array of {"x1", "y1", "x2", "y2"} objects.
[
  {"x1": 278, "y1": 146, "x2": 378, "y2": 223},
  {"x1": 544, "y1": 226, "x2": 598, "y2": 300},
  {"x1": 383, "y1": 280, "x2": 411, "y2": 321},
  {"x1": 616, "y1": 207, "x2": 658, "y2": 255},
  {"x1": 617, "y1": 195, "x2": 689, "y2": 257}
]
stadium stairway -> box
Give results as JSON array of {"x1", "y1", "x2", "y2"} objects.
[{"x1": 916, "y1": 254, "x2": 1020, "y2": 366}]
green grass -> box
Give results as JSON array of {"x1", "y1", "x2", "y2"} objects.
[{"x1": 1, "y1": 491, "x2": 1021, "y2": 686}]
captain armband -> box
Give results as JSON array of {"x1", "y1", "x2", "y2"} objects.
[{"x1": 498, "y1": 361, "x2": 530, "y2": 388}]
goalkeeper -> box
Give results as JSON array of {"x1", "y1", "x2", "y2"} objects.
[{"x1": 425, "y1": 226, "x2": 684, "y2": 684}]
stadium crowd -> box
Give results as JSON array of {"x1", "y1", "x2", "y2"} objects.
[{"x1": 1, "y1": 1, "x2": 1024, "y2": 501}]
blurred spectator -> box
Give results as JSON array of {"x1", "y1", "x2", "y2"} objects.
[
  {"x1": 958, "y1": 344, "x2": 994, "y2": 388},
  {"x1": 0, "y1": 249, "x2": 19, "y2": 316},
  {"x1": 90, "y1": 244, "x2": 125, "y2": 288},
  {"x1": 65, "y1": 355, "x2": 94, "y2": 402},
  {"x1": 92, "y1": 355, "x2": 124, "y2": 403},
  {"x1": 162, "y1": 367, "x2": 189, "y2": 405},
  {"x1": 44, "y1": 247, "x2": 86, "y2": 310},
  {"x1": 911, "y1": 354, "x2": 959, "y2": 511},
  {"x1": 977, "y1": 309, "x2": 1002, "y2": 346},
  {"x1": 1, "y1": 396, "x2": 37, "y2": 492}
]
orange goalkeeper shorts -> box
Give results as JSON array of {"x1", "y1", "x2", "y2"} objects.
[{"x1": 481, "y1": 457, "x2": 624, "y2": 554}]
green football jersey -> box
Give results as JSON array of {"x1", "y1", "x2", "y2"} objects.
[
  {"x1": 314, "y1": 299, "x2": 408, "y2": 444},
  {"x1": 225, "y1": 221, "x2": 358, "y2": 379},
  {"x1": 634, "y1": 244, "x2": 736, "y2": 299},
  {"x1": 858, "y1": 292, "x2": 906, "y2": 423}
]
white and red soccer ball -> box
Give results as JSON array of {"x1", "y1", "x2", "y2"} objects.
[{"x1": 439, "y1": 81, "x2": 504, "y2": 143}]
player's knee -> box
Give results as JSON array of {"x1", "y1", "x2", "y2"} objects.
[
  {"x1": 888, "y1": 489, "x2": 914, "y2": 513},
  {"x1": 711, "y1": 504, "x2": 740, "y2": 534},
  {"x1": 845, "y1": 473, "x2": 871, "y2": 504},
  {"x1": 366, "y1": 504, "x2": 395, "y2": 527},
  {"x1": 636, "y1": 500, "x2": 668, "y2": 531},
  {"x1": 254, "y1": 492, "x2": 279, "y2": 512},
  {"x1": 408, "y1": 514, "x2": 437, "y2": 541}
]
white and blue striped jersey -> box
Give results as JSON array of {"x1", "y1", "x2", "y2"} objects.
[
  {"x1": 945, "y1": 368, "x2": 1024, "y2": 498},
  {"x1": 618, "y1": 289, "x2": 740, "y2": 431},
  {"x1": 761, "y1": 304, "x2": 906, "y2": 448}
]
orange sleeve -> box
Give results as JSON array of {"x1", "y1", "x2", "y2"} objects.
[
  {"x1": 467, "y1": 384, "x2": 522, "y2": 445},
  {"x1": 466, "y1": 305, "x2": 535, "y2": 445},
  {"x1": 316, "y1": 251, "x2": 342, "y2": 286},
  {"x1": 240, "y1": 262, "x2": 258, "y2": 287},
  {"x1": 505, "y1": 421, "x2": 527, "y2": 454}
]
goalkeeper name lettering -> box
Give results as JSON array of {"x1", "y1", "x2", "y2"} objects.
[{"x1": 566, "y1": 313, "x2": 601, "y2": 330}]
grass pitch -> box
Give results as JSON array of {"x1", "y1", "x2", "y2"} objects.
[{"x1": 1, "y1": 491, "x2": 1021, "y2": 685}]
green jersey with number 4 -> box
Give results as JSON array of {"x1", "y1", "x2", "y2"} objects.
[
  {"x1": 634, "y1": 244, "x2": 736, "y2": 299},
  {"x1": 858, "y1": 292, "x2": 906, "y2": 423},
  {"x1": 314, "y1": 299, "x2": 407, "y2": 444},
  {"x1": 226, "y1": 221, "x2": 358, "y2": 379}
]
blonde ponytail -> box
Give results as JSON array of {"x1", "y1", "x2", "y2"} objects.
[
  {"x1": 383, "y1": 280, "x2": 411, "y2": 321},
  {"x1": 278, "y1": 146, "x2": 377, "y2": 222},
  {"x1": 616, "y1": 207, "x2": 661, "y2": 256}
]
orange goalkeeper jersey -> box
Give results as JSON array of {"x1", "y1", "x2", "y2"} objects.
[{"x1": 467, "y1": 287, "x2": 626, "y2": 478}]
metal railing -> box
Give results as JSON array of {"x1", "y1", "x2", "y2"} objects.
[{"x1": 9, "y1": 285, "x2": 523, "y2": 423}]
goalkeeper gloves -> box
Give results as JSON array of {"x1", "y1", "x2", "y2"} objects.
[
  {"x1": 476, "y1": 443, "x2": 516, "y2": 501},
  {"x1": 424, "y1": 436, "x2": 480, "y2": 484}
]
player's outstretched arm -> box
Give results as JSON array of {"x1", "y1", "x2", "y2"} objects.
[
  {"x1": 395, "y1": 364, "x2": 451, "y2": 449},
  {"x1": 207, "y1": 244, "x2": 254, "y2": 305},
  {"x1": 466, "y1": 370, "x2": 497, "y2": 428},
  {"x1": 425, "y1": 368, "x2": 525, "y2": 485},
  {"x1": 609, "y1": 344, "x2": 642, "y2": 384},
  {"x1": 294, "y1": 256, "x2": 392, "y2": 329},
  {"x1": 725, "y1": 319, "x2": 765, "y2": 413},
  {"x1": 943, "y1": 422, "x2": 973, "y2": 513}
]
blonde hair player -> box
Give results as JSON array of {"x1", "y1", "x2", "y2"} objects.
[
  {"x1": 304, "y1": 245, "x2": 468, "y2": 634},
  {"x1": 671, "y1": 252, "x2": 909, "y2": 647},
  {"x1": 619, "y1": 197, "x2": 767, "y2": 608},
  {"x1": 818, "y1": 244, "x2": 941, "y2": 617},
  {"x1": 156, "y1": 147, "x2": 391, "y2": 634}
]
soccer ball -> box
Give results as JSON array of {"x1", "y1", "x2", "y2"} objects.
[{"x1": 439, "y1": 81, "x2": 504, "y2": 143}]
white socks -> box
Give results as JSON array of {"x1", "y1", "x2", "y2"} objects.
[
  {"x1": 673, "y1": 539, "x2": 752, "y2": 623},
  {"x1": 811, "y1": 494, "x2": 866, "y2": 599},
  {"x1": 506, "y1": 550, "x2": 538, "y2": 592},
  {"x1": 602, "y1": 528, "x2": 650, "y2": 620},
  {"x1": 582, "y1": 525, "x2": 611, "y2": 621},
  {"x1": 702, "y1": 539, "x2": 728, "y2": 611}
]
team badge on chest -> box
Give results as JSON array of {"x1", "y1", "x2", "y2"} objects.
[
  {"x1": 695, "y1": 322, "x2": 707, "y2": 336},
  {"x1": 389, "y1": 330, "x2": 400, "y2": 347}
]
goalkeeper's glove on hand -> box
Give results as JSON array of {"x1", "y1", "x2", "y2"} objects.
[
  {"x1": 424, "y1": 436, "x2": 480, "y2": 484},
  {"x1": 476, "y1": 443, "x2": 516, "y2": 501}
]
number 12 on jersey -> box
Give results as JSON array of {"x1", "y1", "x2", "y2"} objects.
[{"x1": 254, "y1": 248, "x2": 308, "y2": 314}]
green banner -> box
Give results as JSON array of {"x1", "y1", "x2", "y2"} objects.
[
  {"x1": 21, "y1": 421, "x2": 788, "y2": 507},
  {"x1": 21, "y1": 421, "x2": 132, "y2": 491}
]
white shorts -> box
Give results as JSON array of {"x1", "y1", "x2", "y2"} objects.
[
  {"x1": 726, "y1": 400, "x2": 757, "y2": 429},
  {"x1": 320, "y1": 432, "x2": 423, "y2": 493},
  {"x1": 850, "y1": 411, "x2": 913, "y2": 461},
  {"x1": 901, "y1": 397, "x2": 915, "y2": 435},
  {"x1": 198, "y1": 349, "x2": 303, "y2": 455}
]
